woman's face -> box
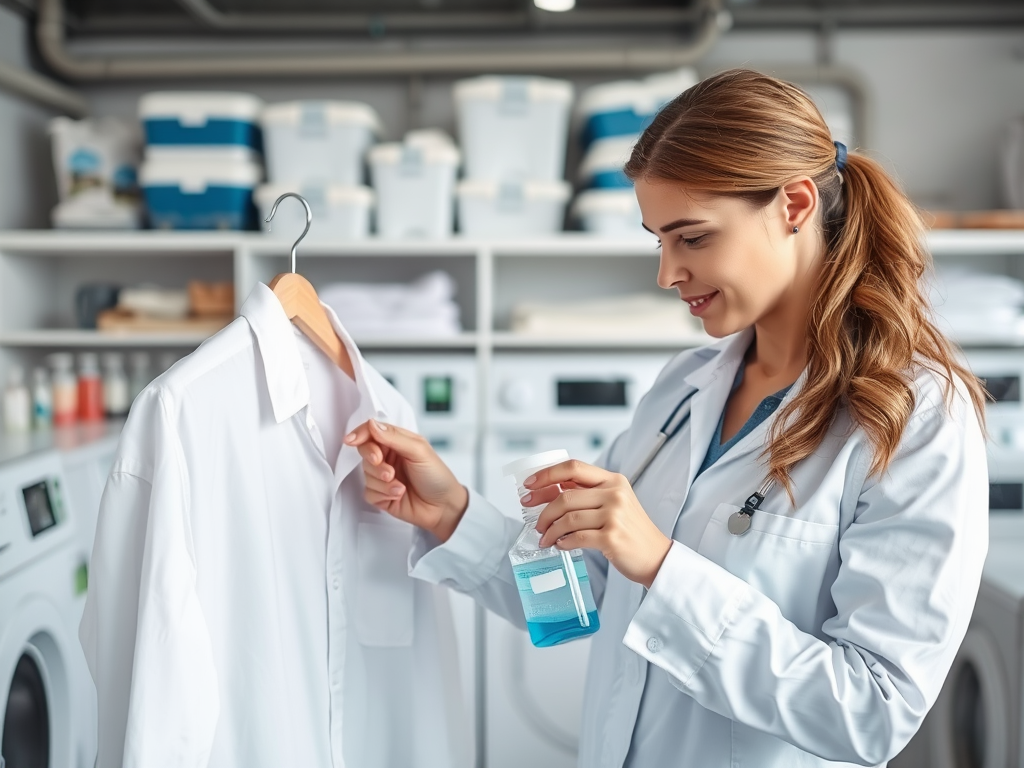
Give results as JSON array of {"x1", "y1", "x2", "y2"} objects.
[{"x1": 634, "y1": 177, "x2": 817, "y2": 339}]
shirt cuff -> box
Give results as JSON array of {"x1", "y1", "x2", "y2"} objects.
[
  {"x1": 623, "y1": 540, "x2": 750, "y2": 689},
  {"x1": 409, "y1": 487, "x2": 521, "y2": 591}
]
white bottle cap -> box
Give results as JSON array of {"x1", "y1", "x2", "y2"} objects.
[{"x1": 502, "y1": 449, "x2": 570, "y2": 486}]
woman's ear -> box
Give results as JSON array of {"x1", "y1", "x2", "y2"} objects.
[{"x1": 779, "y1": 177, "x2": 819, "y2": 234}]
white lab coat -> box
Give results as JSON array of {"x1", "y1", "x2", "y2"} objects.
[
  {"x1": 81, "y1": 283, "x2": 468, "y2": 768},
  {"x1": 411, "y1": 328, "x2": 988, "y2": 768}
]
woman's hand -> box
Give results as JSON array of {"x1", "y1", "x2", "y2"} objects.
[
  {"x1": 344, "y1": 420, "x2": 469, "y2": 543},
  {"x1": 527, "y1": 460, "x2": 673, "y2": 589}
]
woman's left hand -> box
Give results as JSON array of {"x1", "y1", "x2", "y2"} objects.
[{"x1": 526, "y1": 459, "x2": 673, "y2": 589}]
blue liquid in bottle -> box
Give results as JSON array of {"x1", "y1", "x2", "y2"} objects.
[{"x1": 509, "y1": 524, "x2": 600, "y2": 647}]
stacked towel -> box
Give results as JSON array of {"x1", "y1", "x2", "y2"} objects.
[
  {"x1": 928, "y1": 266, "x2": 1024, "y2": 343},
  {"x1": 511, "y1": 293, "x2": 709, "y2": 340},
  {"x1": 319, "y1": 271, "x2": 461, "y2": 338}
]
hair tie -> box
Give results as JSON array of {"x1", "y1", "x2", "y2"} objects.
[{"x1": 834, "y1": 141, "x2": 848, "y2": 172}]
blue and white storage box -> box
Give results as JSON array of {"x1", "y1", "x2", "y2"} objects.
[
  {"x1": 140, "y1": 152, "x2": 263, "y2": 230},
  {"x1": 139, "y1": 92, "x2": 264, "y2": 155}
]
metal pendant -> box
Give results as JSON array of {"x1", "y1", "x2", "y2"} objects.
[{"x1": 728, "y1": 511, "x2": 752, "y2": 536}]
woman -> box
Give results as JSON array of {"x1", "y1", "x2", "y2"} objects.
[{"x1": 345, "y1": 69, "x2": 988, "y2": 767}]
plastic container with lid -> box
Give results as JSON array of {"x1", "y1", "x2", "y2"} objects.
[
  {"x1": 457, "y1": 179, "x2": 570, "y2": 238},
  {"x1": 577, "y1": 67, "x2": 698, "y2": 148},
  {"x1": 48, "y1": 352, "x2": 77, "y2": 427},
  {"x1": 261, "y1": 101, "x2": 381, "y2": 186},
  {"x1": 454, "y1": 76, "x2": 574, "y2": 182},
  {"x1": 139, "y1": 91, "x2": 264, "y2": 154},
  {"x1": 140, "y1": 153, "x2": 263, "y2": 230},
  {"x1": 255, "y1": 183, "x2": 373, "y2": 240},
  {"x1": 503, "y1": 449, "x2": 600, "y2": 647},
  {"x1": 572, "y1": 189, "x2": 647, "y2": 236},
  {"x1": 78, "y1": 352, "x2": 104, "y2": 422},
  {"x1": 369, "y1": 135, "x2": 460, "y2": 239},
  {"x1": 578, "y1": 135, "x2": 637, "y2": 190}
]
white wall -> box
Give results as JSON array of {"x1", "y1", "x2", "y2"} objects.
[
  {"x1": 0, "y1": 6, "x2": 60, "y2": 229},
  {"x1": 3, "y1": 18, "x2": 1024, "y2": 223}
]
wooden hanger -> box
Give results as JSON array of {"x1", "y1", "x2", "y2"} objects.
[{"x1": 265, "y1": 193, "x2": 355, "y2": 380}]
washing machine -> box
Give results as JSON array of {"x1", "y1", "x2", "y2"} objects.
[
  {"x1": 482, "y1": 351, "x2": 672, "y2": 768},
  {"x1": 0, "y1": 427, "x2": 118, "y2": 768},
  {"x1": 364, "y1": 353, "x2": 480, "y2": 765}
]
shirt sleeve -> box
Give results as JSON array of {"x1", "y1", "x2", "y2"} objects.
[
  {"x1": 79, "y1": 390, "x2": 219, "y2": 768},
  {"x1": 622, "y1": 394, "x2": 989, "y2": 765}
]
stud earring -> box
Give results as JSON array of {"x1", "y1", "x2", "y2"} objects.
[{"x1": 792, "y1": 226, "x2": 799, "y2": 233}]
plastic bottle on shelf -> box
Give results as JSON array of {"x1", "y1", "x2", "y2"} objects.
[
  {"x1": 102, "y1": 352, "x2": 130, "y2": 417},
  {"x1": 3, "y1": 365, "x2": 31, "y2": 434},
  {"x1": 31, "y1": 367, "x2": 53, "y2": 430},
  {"x1": 128, "y1": 351, "x2": 151, "y2": 402},
  {"x1": 77, "y1": 352, "x2": 105, "y2": 422},
  {"x1": 503, "y1": 449, "x2": 601, "y2": 647},
  {"x1": 48, "y1": 352, "x2": 78, "y2": 427}
]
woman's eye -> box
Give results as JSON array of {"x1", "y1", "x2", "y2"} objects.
[{"x1": 681, "y1": 234, "x2": 708, "y2": 247}]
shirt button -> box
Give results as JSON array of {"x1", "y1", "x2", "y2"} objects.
[
  {"x1": 333, "y1": 578, "x2": 340, "y2": 590},
  {"x1": 647, "y1": 637, "x2": 662, "y2": 653}
]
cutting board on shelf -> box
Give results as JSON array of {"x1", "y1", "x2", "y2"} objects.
[
  {"x1": 926, "y1": 210, "x2": 1024, "y2": 229},
  {"x1": 96, "y1": 308, "x2": 233, "y2": 335}
]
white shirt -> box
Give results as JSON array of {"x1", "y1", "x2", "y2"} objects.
[
  {"x1": 80, "y1": 283, "x2": 468, "y2": 768},
  {"x1": 411, "y1": 328, "x2": 988, "y2": 768}
]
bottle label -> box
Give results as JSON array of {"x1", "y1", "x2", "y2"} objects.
[{"x1": 529, "y1": 568, "x2": 567, "y2": 595}]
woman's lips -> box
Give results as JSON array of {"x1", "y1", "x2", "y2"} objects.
[{"x1": 682, "y1": 291, "x2": 718, "y2": 316}]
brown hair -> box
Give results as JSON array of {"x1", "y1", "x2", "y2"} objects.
[{"x1": 624, "y1": 68, "x2": 986, "y2": 493}]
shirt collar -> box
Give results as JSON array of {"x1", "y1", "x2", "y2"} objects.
[
  {"x1": 683, "y1": 327, "x2": 755, "y2": 392},
  {"x1": 239, "y1": 282, "x2": 390, "y2": 425}
]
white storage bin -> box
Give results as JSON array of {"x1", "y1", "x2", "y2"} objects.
[
  {"x1": 139, "y1": 92, "x2": 264, "y2": 155},
  {"x1": 578, "y1": 135, "x2": 637, "y2": 190},
  {"x1": 457, "y1": 179, "x2": 570, "y2": 237},
  {"x1": 577, "y1": 67, "x2": 697, "y2": 148},
  {"x1": 261, "y1": 101, "x2": 381, "y2": 186},
  {"x1": 255, "y1": 183, "x2": 373, "y2": 240},
  {"x1": 369, "y1": 139, "x2": 460, "y2": 239},
  {"x1": 140, "y1": 154, "x2": 263, "y2": 230},
  {"x1": 454, "y1": 76, "x2": 574, "y2": 182},
  {"x1": 572, "y1": 189, "x2": 647, "y2": 236}
]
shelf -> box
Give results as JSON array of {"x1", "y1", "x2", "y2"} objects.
[
  {"x1": 0, "y1": 330, "x2": 213, "y2": 347},
  {"x1": 490, "y1": 332, "x2": 712, "y2": 350},
  {"x1": 0, "y1": 329, "x2": 480, "y2": 351},
  {"x1": 926, "y1": 230, "x2": 1024, "y2": 257},
  {"x1": 354, "y1": 334, "x2": 478, "y2": 349},
  {"x1": 0, "y1": 230, "x2": 238, "y2": 257}
]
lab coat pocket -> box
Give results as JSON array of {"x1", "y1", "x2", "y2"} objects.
[
  {"x1": 697, "y1": 503, "x2": 838, "y2": 631},
  {"x1": 356, "y1": 521, "x2": 415, "y2": 647}
]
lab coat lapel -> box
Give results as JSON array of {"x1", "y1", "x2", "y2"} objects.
[{"x1": 683, "y1": 329, "x2": 753, "y2": 488}]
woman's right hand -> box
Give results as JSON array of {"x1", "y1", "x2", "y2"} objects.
[{"x1": 344, "y1": 419, "x2": 469, "y2": 543}]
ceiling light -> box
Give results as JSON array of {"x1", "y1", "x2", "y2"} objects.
[{"x1": 534, "y1": 0, "x2": 575, "y2": 11}]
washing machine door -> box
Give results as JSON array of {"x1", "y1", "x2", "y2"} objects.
[
  {"x1": 0, "y1": 598, "x2": 75, "y2": 768},
  {"x1": 929, "y1": 627, "x2": 1010, "y2": 768}
]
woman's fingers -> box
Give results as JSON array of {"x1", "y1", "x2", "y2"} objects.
[
  {"x1": 364, "y1": 472, "x2": 405, "y2": 500},
  {"x1": 535, "y1": 487, "x2": 607, "y2": 543},
  {"x1": 346, "y1": 419, "x2": 434, "y2": 463},
  {"x1": 524, "y1": 459, "x2": 616, "y2": 493},
  {"x1": 538, "y1": 505, "x2": 604, "y2": 549}
]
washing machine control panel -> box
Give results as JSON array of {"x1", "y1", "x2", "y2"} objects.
[{"x1": 0, "y1": 450, "x2": 73, "y2": 580}]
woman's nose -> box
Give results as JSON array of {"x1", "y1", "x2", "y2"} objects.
[{"x1": 657, "y1": 253, "x2": 689, "y2": 290}]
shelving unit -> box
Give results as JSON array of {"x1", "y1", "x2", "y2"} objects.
[{"x1": 0, "y1": 227, "x2": 1021, "y2": 400}]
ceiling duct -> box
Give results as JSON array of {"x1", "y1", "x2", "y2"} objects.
[{"x1": 37, "y1": 0, "x2": 728, "y2": 80}]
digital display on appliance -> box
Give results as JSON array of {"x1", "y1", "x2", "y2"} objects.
[
  {"x1": 22, "y1": 481, "x2": 56, "y2": 536},
  {"x1": 982, "y1": 376, "x2": 1020, "y2": 403},
  {"x1": 989, "y1": 482, "x2": 1023, "y2": 511},
  {"x1": 424, "y1": 376, "x2": 453, "y2": 412},
  {"x1": 557, "y1": 380, "x2": 627, "y2": 407}
]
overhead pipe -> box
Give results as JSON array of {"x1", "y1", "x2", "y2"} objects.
[
  {"x1": 0, "y1": 59, "x2": 88, "y2": 116},
  {"x1": 172, "y1": 0, "x2": 706, "y2": 34},
  {"x1": 37, "y1": 0, "x2": 726, "y2": 80}
]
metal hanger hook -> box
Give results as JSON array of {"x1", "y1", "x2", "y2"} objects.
[{"x1": 264, "y1": 192, "x2": 312, "y2": 274}]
